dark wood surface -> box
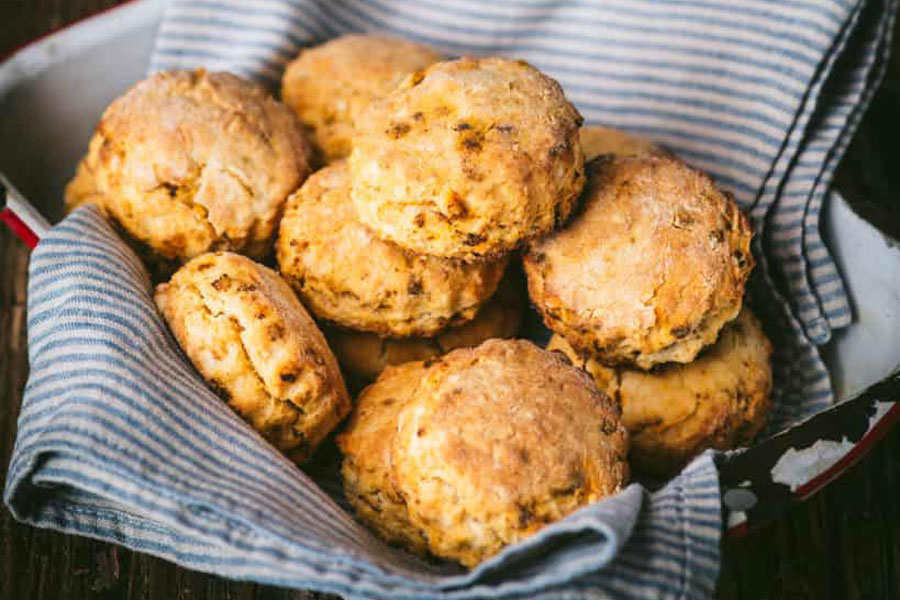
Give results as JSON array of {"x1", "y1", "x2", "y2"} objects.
[{"x1": 2, "y1": 3, "x2": 899, "y2": 599}]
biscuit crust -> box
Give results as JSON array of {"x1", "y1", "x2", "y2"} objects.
[
  {"x1": 277, "y1": 161, "x2": 507, "y2": 337},
  {"x1": 281, "y1": 34, "x2": 442, "y2": 163},
  {"x1": 392, "y1": 339, "x2": 628, "y2": 567},
  {"x1": 337, "y1": 362, "x2": 431, "y2": 555},
  {"x1": 579, "y1": 125, "x2": 664, "y2": 161},
  {"x1": 525, "y1": 155, "x2": 754, "y2": 369},
  {"x1": 548, "y1": 309, "x2": 772, "y2": 476},
  {"x1": 66, "y1": 70, "x2": 313, "y2": 263},
  {"x1": 349, "y1": 57, "x2": 585, "y2": 260},
  {"x1": 155, "y1": 252, "x2": 350, "y2": 463},
  {"x1": 325, "y1": 274, "x2": 524, "y2": 384}
]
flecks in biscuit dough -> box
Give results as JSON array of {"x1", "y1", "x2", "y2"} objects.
[
  {"x1": 338, "y1": 361, "x2": 432, "y2": 555},
  {"x1": 66, "y1": 69, "x2": 313, "y2": 264},
  {"x1": 325, "y1": 273, "x2": 524, "y2": 384},
  {"x1": 281, "y1": 34, "x2": 442, "y2": 163},
  {"x1": 390, "y1": 339, "x2": 628, "y2": 567},
  {"x1": 350, "y1": 57, "x2": 585, "y2": 260},
  {"x1": 155, "y1": 251, "x2": 349, "y2": 463},
  {"x1": 548, "y1": 308, "x2": 772, "y2": 477},
  {"x1": 277, "y1": 161, "x2": 507, "y2": 337},
  {"x1": 525, "y1": 154, "x2": 754, "y2": 369}
]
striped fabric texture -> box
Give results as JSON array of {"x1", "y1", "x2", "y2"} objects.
[
  {"x1": 5, "y1": 2, "x2": 896, "y2": 598},
  {"x1": 150, "y1": 0, "x2": 898, "y2": 432},
  {"x1": 5, "y1": 207, "x2": 721, "y2": 599}
]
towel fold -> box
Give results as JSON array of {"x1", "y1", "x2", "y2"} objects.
[{"x1": 6, "y1": 207, "x2": 721, "y2": 599}]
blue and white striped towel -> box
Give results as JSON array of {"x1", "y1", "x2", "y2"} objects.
[
  {"x1": 4, "y1": 1, "x2": 897, "y2": 598},
  {"x1": 7, "y1": 207, "x2": 721, "y2": 599}
]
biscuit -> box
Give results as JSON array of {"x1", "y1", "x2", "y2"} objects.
[
  {"x1": 276, "y1": 161, "x2": 508, "y2": 337},
  {"x1": 579, "y1": 125, "x2": 664, "y2": 160},
  {"x1": 325, "y1": 274, "x2": 524, "y2": 384},
  {"x1": 548, "y1": 308, "x2": 772, "y2": 477},
  {"x1": 66, "y1": 70, "x2": 313, "y2": 263},
  {"x1": 524, "y1": 155, "x2": 754, "y2": 369},
  {"x1": 349, "y1": 57, "x2": 585, "y2": 260},
  {"x1": 337, "y1": 361, "x2": 431, "y2": 555},
  {"x1": 391, "y1": 339, "x2": 628, "y2": 567},
  {"x1": 154, "y1": 252, "x2": 350, "y2": 463},
  {"x1": 281, "y1": 34, "x2": 442, "y2": 163}
]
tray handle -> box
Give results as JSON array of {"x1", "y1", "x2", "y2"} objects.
[{"x1": 0, "y1": 172, "x2": 51, "y2": 248}]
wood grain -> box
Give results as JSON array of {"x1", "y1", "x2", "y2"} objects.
[{"x1": 1, "y1": 3, "x2": 899, "y2": 599}]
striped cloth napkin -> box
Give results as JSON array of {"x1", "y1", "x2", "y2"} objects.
[
  {"x1": 3, "y1": 1, "x2": 896, "y2": 598},
  {"x1": 7, "y1": 207, "x2": 720, "y2": 599}
]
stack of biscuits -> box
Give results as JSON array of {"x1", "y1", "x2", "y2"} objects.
[
  {"x1": 64, "y1": 33, "x2": 772, "y2": 568},
  {"x1": 533, "y1": 132, "x2": 773, "y2": 477}
]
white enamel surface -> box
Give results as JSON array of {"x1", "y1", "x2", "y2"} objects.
[
  {"x1": 726, "y1": 510, "x2": 747, "y2": 529},
  {"x1": 770, "y1": 401, "x2": 895, "y2": 490},
  {"x1": 822, "y1": 197, "x2": 900, "y2": 401},
  {"x1": 770, "y1": 439, "x2": 856, "y2": 490},
  {"x1": 0, "y1": 0, "x2": 897, "y2": 405}
]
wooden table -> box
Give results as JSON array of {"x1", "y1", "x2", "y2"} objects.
[{"x1": 2, "y1": 2, "x2": 899, "y2": 598}]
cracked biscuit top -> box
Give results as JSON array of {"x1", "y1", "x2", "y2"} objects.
[
  {"x1": 65, "y1": 70, "x2": 314, "y2": 263},
  {"x1": 524, "y1": 155, "x2": 754, "y2": 370},
  {"x1": 547, "y1": 308, "x2": 772, "y2": 477},
  {"x1": 390, "y1": 339, "x2": 628, "y2": 567},
  {"x1": 349, "y1": 57, "x2": 585, "y2": 261},
  {"x1": 281, "y1": 34, "x2": 442, "y2": 163},
  {"x1": 154, "y1": 251, "x2": 350, "y2": 463},
  {"x1": 276, "y1": 161, "x2": 508, "y2": 338}
]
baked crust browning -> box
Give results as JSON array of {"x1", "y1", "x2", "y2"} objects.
[
  {"x1": 525, "y1": 155, "x2": 754, "y2": 369},
  {"x1": 337, "y1": 362, "x2": 431, "y2": 555},
  {"x1": 349, "y1": 57, "x2": 585, "y2": 260},
  {"x1": 155, "y1": 252, "x2": 350, "y2": 463},
  {"x1": 281, "y1": 34, "x2": 442, "y2": 162},
  {"x1": 277, "y1": 161, "x2": 507, "y2": 337},
  {"x1": 391, "y1": 339, "x2": 628, "y2": 567},
  {"x1": 324, "y1": 273, "x2": 524, "y2": 384},
  {"x1": 548, "y1": 308, "x2": 772, "y2": 477},
  {"x1": 66, "y1": 69, "x2": 313, "y2": 263}
]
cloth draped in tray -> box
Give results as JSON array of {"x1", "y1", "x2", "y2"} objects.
[
  {"x1": 5, "y1": 0, "x2": 898, "y2": 598},
  {"x1": 7, "y1": 207, "x2": 720, "y2": 599}
]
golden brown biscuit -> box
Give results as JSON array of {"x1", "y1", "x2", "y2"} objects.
[
  {"x1": 349, "y1": 57, "x2": 585, "y2": 260},
  {"x1": 392, "y1": 339, "x2": 628, "y2": 567},
  {"x1": 66, "y1": 70, "x2": 313, "y2": 263},
  {"x1": 325, "y1": 274, "x2": 524, "y2": 384},
  {"x1": 524, "y1": 155, "x2": 754, "y2": 369},
  {"x1": 276, "y1": 161, "x2": 508, "y2": 337},
  {"x1": 281, "y1": 34, "x2": 442, "y2": 163},
  {"x1": 579, "y1": 125, "x2": 664, "y2": 160},
  {"x1": 155, "y1": 252, "x2": 350, "y2": 463},
  {"x1": 337, "y1": 361, "x2": 431, "y2": 555},
  {"x1": 548, "y1": 308, "x2": 772, "y2": 477}
]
